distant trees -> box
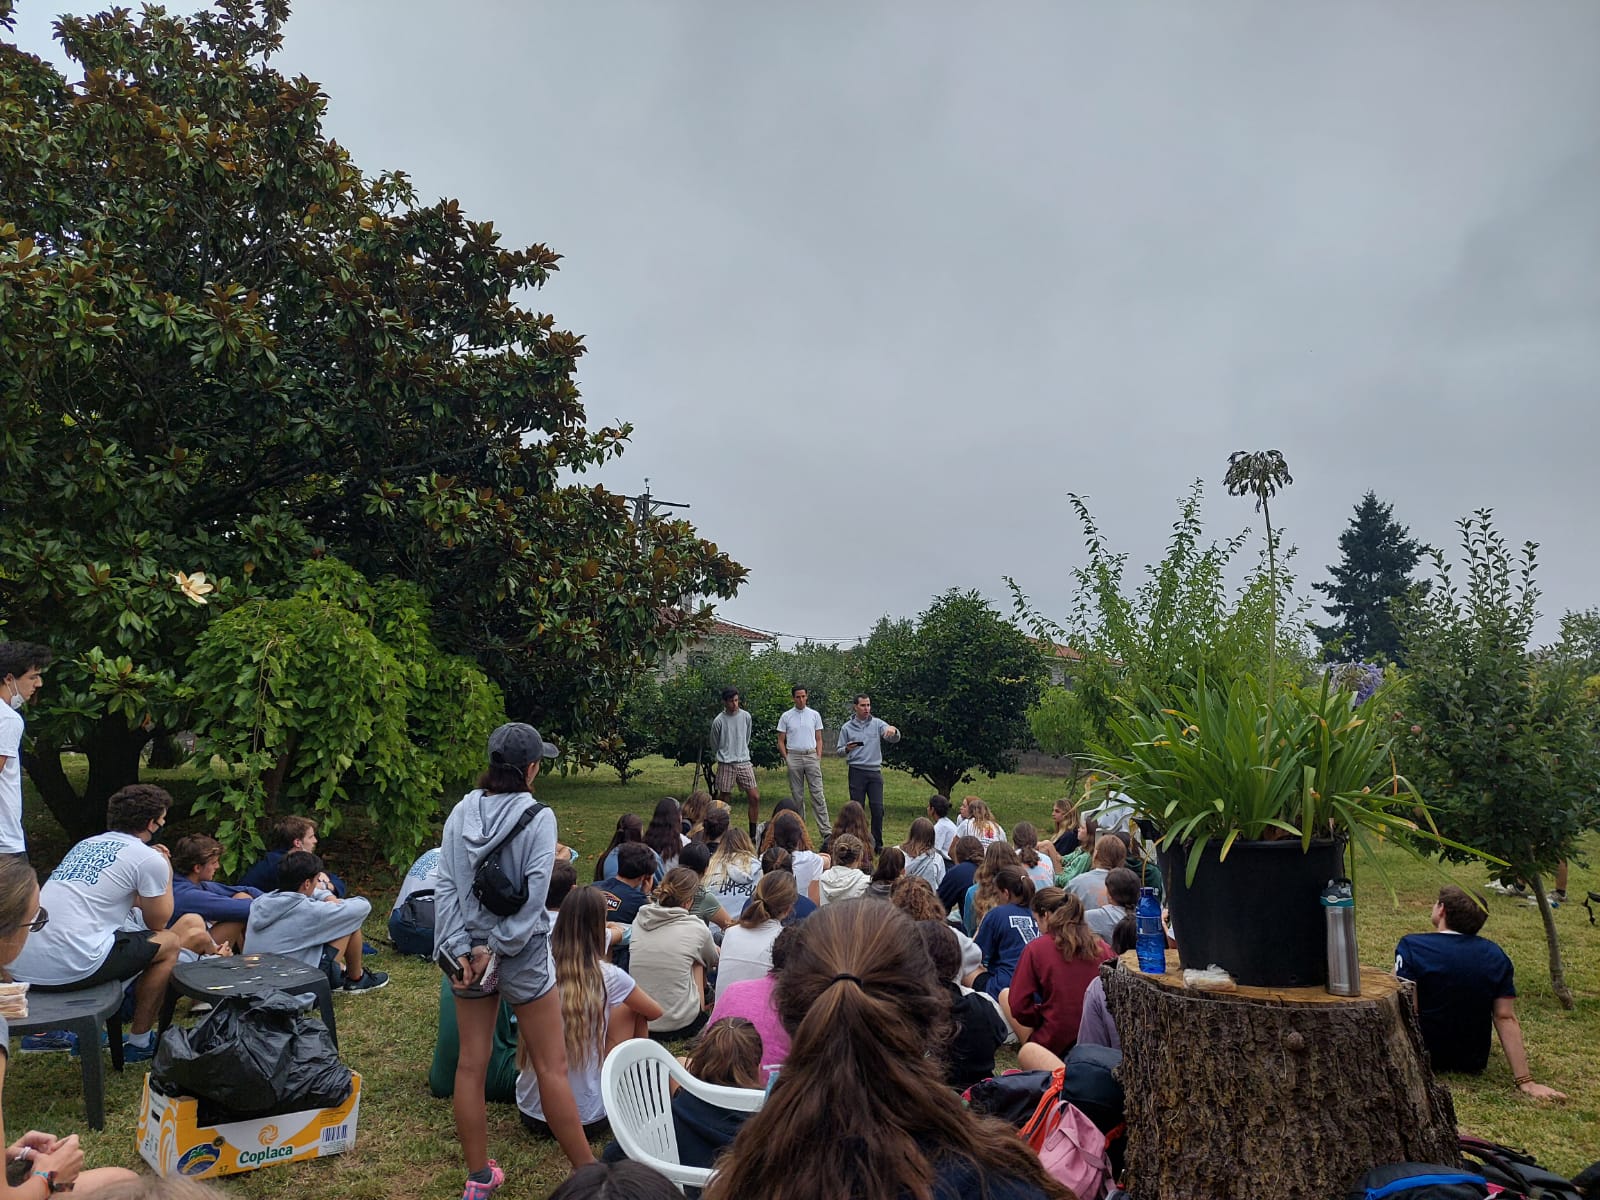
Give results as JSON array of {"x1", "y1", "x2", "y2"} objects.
[{"x1": 1313, "y1": 492, "x2": 1425, "y2": 664}]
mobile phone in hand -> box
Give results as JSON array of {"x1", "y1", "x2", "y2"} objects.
[{"x1": 437, "y1": 949, "x2": 465, "y2": 981}]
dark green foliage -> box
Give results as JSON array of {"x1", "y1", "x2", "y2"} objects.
[
  {"x1": 755, "y1": 641, "x2": 865, "y2": 729},
  {"x1": 1313, "y1": 492, "x2": 1426, "y2": 664},
  {"x1": 0, "y1": 2, "x2": 741, "y2": 836},
  {"x1": 653, "y1": 652, "x2": 793, "y2": 793},
  {"x1": 1396, "y1": 512, "x2": 1600, "y2": 1005},
  {"x1": 860, "y1": 590, "x2": 1046, "y2": 796}
]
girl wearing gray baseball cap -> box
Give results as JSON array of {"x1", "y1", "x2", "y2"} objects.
[{"x1": 434, "y1": 722, "x2": 593, "y2": 1195}]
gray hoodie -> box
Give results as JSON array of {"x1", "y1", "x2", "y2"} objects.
[
  {"x1": 629, "y1": 903, "x2": 719, "y2": 1032},
  {"x1": 434, "y1": 788, "x2": 556, "y2": 961},
  {"x1": 245, "y1": 890, "x2": 372, "y2": 969}
]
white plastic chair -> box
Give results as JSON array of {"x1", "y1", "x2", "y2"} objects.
[{"x1": 600, "y1": 1037, "x2": 767, "y2": 1192}]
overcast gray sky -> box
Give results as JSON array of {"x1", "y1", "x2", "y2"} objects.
[{"x1": 14, "y1": 2, "x2": 1600, "y2": 647}]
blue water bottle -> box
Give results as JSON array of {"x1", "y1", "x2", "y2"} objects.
[{"x1": 1135, "y1": 886, "x2": 1165, "y2": 974}]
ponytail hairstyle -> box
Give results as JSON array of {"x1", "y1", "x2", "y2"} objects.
[
  {"x1": 542, "y1": 886, "x2": 610, "y2": 1072},
  {"x1": 739, "y1": 869, "x2": 797, "y2": 929},
  {"x1": 830, "y1": 834, "x2": 865, "y2": 870},
  {"x1": 949, "y1": 835, "x2": 984, "y2": 866},
  {"x1": 888, "y1": 875, "x2": 944, "y2": 923},
  {"x1": 684, "y1": 1017, "x2": 763, "y2": 1090},
  {"x1": 654, "y1": 865, "x2": 699, "y2": 911},
  {"x1": 644, "y1": 796, "x2": 684, "y2": 865},
  {"x1": 770, "y1": 810, "x2": 812, "y2": 855},
  {"x1": 1040, "y1": 888, "x2": 1102, "y2": 963},
  {"x1": 703, "y1": 903, "x2": 1067, "y2": 1200},
  {"x1": 701, "y1": 804, "x2": 730, "y2": 845},
  {"x1": 833, "y1": 801, "x2": 875, "y2": 864},
  {"x1": 706, "y1": 827, "x2": 758, "y2": 887},
  {"x1": 594, "y1": 812, "x2": 645, "y2": 882},
  {"x1": 759, "y1": 799, "x2": 806, "y2": 853},
  {"x1": 758, "y1": 847, "x2": 793, "y2": 876},
  {"x1": 900, "y1": 818, "x2": 936, "y2": 859},
  {"x1": 870, "y1": 847, "x2": 905, "y2": 887},
  {"x1": 971, "y1": 841, "x2": 1021, "y2": 927},
  {"x1": 1011, "y1": 821, "x2": 1041, "y2": 868},
  {"x1": 991, "y1": 865, "x2": 1033, "y2": 909}
]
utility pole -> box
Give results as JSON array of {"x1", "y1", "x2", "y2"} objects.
[{"x1": 623, "y1": 478, "x2": 690, "y2": 545}]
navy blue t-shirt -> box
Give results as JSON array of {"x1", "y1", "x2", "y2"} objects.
[
  {"x1": 973, "y1": 903, "x2": 1040, "y2": 998},
  {"x1": 1395, "y1": 930, "x2": 1515, "y2": 1073},
  {"x1": 938, "y1": 861, "x2": 978, "y2": 916},
  {"x1": 598, "y1": 877, "x2": 650, "y2": 924}
]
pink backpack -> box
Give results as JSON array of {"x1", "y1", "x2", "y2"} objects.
[{"x1": 1035, "y1": 1102, "x2": 1112, "y2": 1200}]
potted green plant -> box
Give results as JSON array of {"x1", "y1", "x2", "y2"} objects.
[
  {"x1": 1089, "y1": 668, "x2": 1480, "y2": 986},
  {"x1": 1085, "y1": 451, "x2": 1489, "y2": 987}
]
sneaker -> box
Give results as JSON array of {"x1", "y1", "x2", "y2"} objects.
[
  {"x1": 361, "y1": 941, "x2": 379, "y2": 957},
  {"x1": 69, "y1": 1030, "x2": 110, "y2": 1058},
  {"x1": 462, "y1": 1161, "x2": 506, "y2": 1200},
  {"x1": 187, "y1": 1000, "x2": 215, "y2": 1016},
  {"x1": 121, "y1": 1037, "x2": 159, "y2": 1063},
  {"x1": 20, "y1": 1031, "x2": 77, "y2": 1053},
  {"x1": 342, "y1": 968, "x2": 389, "y2": 994}
]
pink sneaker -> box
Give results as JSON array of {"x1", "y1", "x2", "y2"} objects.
[{"x1": 462, "y1": 1161, "x2": 505, "y2": 1200}]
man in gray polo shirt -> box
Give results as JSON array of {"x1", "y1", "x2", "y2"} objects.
[
  {"x1": 711, "y1": 688, "x2": 760, "y2": 837},
  {"x1": 837, "y1": 693, "x2": 901, "y2": 852}
]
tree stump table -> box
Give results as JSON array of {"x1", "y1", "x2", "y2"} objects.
[{"x1": 1104, "y1": 950, "x2": 1459, "y2": 1200}]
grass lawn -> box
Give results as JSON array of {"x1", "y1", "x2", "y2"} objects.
[{"x1": 7, "y1": 755, "x2": 1599, "y2": 1196}]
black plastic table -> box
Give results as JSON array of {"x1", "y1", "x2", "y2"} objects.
[
  {"x1": 157, "y1": 953, "x2": 337, "y2": 1046},
  {"x1": 8, "y1": 980, "x2": 126, "y2": 1129}
]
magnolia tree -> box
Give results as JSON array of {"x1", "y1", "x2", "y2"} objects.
[
  {"x1": 1397, "y1": 512, "x2": 1600, "y2": 1007},
  {"x1": 0, "y1": 1, "x2": 742, "y2": 836}
]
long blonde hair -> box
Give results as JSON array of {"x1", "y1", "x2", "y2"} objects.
[
  {"x1": 537, "y1": 886, "x2": 609, "y2": 1072},
  {"x1": 962, "y1": 797, "x2": 1000, "y2": 841},
  {"x1": 706, "y1": 826, "x2": 758, "y2": 887},
  {"x1": 972, "y1": 841, "x2": 1021, "y2": 927}
]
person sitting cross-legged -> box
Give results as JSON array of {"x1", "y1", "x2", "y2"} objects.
[
  {"x1": 170, "y1": 834, "x2": 260, "y2": 953},
  {"x1": 245, "y1": 851, "x2": 387, "y2": 993},
  {"x1": 8, "y1": 784, "x2": 217, "y2": 1060},
  {"x1": 1394, "y1": 884, "x2": 1564, "y2": 1100}
]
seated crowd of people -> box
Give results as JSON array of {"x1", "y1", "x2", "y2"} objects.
[{"x1": 2, "y1": 768, "x2": 1564, "y2": 1198}]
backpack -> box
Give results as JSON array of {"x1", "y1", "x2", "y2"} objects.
[
  {"x1": 1346, "y1": 1164, "x2": 1490, "y2": 1200},
  {"x1": 1060, "y1": 1043, "x2": 1125, "y2": 1135},
  {"x1": 1458, "y1": 1135, "x2": 1584, "y2": 1200},
  {"x1": 471, "y1": 802, "x2": 546, "y2": 918},
  {"x1": 1034, "y1": 1102, "x2": 1112, "y2": 1200},
  {"x1": 389, "y1": 888, "x2": 436, "y2": 956},
  {"x1": 963, "y1": 1069, "x2": 1058, "y2": 1127}
]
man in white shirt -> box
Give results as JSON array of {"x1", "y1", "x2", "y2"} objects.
[
  {"x1": 0, "y1": 641, "x2": 51, "y2": 860},
  {"x1": 9, "y1": 784, "x2": 216, "y2": 1060},
  {"x1": 776, "y1": 686, "x2": 829, "y2": 841}
]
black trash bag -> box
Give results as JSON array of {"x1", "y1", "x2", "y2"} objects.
[{"x1": 153, "y1": 989, "x2": 351, "y2": 1122}]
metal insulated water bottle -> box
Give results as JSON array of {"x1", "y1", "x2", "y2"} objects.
[{"x1": 1322, "y1": 878, "x2": 1360, "y2": 996}]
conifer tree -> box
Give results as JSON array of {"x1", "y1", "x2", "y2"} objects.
[{"x1": 1313, "y1": 492, "x2": 1424, "y2": 663}]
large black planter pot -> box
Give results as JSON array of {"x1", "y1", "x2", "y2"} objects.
[{"x1": 1161, "y1": 837, "x2": 1345, "y2": 988}]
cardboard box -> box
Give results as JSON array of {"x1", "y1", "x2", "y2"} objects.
[{"x1": 136, "y1": 1072, "x2": 361, "y2": 1178}]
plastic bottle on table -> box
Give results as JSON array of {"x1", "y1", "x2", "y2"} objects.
[{"x1": 1136, "y1": 886, "x2": 1166, "y2": 974}]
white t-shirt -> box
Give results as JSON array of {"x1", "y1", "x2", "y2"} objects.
[
  {"x1": 516, "y1": 961, "x2": 636, "y2": 1123},
  {"x1": 790, "y1": 849, "x2": 825, "y2": 902},
  {"x1": 9, "y1": 832, "x2": 169, "y2": 985},
  {"x1": 776, "y1": 706, "x2": 824, "y2": 751},
  {"x1": 1094, "y1": 792, "x2": 1134, "y2": 834},
  {"x1": 932, "y1": 816, "x2": 958, "y2": 859},
  {"x1": 954, "y1": 818, "x2": 1007, "y2": 848},
  {"x1": 0, "y1": 703, "x2": 24, "y2": 855},
  {"x1": 392, "y1": 847, "x2": 441, "y2": 913},
  {"x1": 715, "y1": 920, "x2": 782, "y2": 1001}
]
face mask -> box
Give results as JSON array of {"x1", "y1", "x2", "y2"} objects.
[{"x1": 6, "y1": 692, "x2": 21, "y2": 712}]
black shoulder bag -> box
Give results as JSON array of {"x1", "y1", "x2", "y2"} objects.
[{"x1": 471, "y1": 800, "x2": 548, "y2": 918}]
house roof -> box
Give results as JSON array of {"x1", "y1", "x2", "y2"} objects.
[
  {"x1": 1030, "y1": 637, "x2": 1083, "y2": 662},
  {"x1": 705, "y1": 619, "x2": 777, "y2": 644}
]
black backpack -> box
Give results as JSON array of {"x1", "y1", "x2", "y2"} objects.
[
  {"x1": 471, "y1": 802, "x2": 546, "y2": 918},
  {"x1": 1458, "y1": 1135, "x2": 1584, "y2": 1200},
  {"x1": 1346, "y1": 1164, "x2": 1489, "y2": 1200}
]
